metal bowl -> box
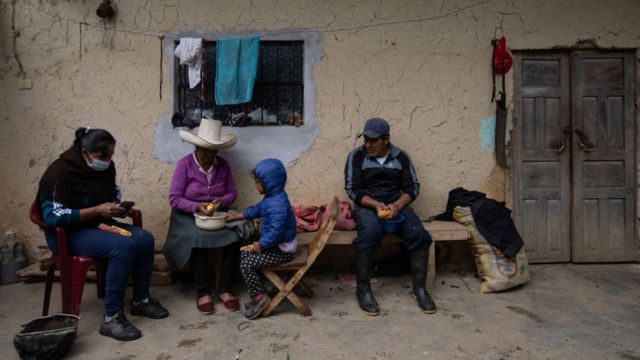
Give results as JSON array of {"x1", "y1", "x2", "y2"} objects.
[{"x1": 194, "y1": 211, "x2": 227, "y2": 230}]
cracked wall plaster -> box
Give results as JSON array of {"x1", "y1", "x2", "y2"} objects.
[{"x1": 1, "y1": 0, "x2": 639, "y2": 252}]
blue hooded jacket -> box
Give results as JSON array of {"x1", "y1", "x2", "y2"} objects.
[{"x1": 243, "y1": 158, "x2": 297, "y2": 249}]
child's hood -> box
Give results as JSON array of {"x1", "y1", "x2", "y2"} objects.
[{"x1": 254, "y1": 158, "x2": 287, "y2": 196}]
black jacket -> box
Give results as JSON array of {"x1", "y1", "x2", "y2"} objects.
[
  {"x1": 435, "y1": 187, "x2": 524, "y2": 258},
  {"x1": 344, "y1": 144, "x2": 420, "y2": 205}
]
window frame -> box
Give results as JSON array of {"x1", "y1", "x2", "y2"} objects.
[{"x1": 173, "y1": 40, "x2": 305, "y2": 127}]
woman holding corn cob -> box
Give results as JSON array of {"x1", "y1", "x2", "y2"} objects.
[
  {"x1": 163, "y1": 119, "x2": 241, "y2": 314},
  {"x1": 37, "y1": 127, "x2": 169, "y2": 341}
]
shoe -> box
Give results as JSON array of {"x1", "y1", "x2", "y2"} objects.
[
  {"x1": 244, "y1": 298, "x2": 260, "y2": 311},
  {"x1": 197, "y1": 295, "x2": 215, "y2": 314},
  {"x1": 130, "y1": 297, "x2": 169, "y2": 319},
  {"x1": 99, "y1": 311, "x2": 141, "y2": 341},
  {"x1": 219, "y1": 294, "x2": 240, "y2": 311},
  {"x1": 245, "y1": 295, "x2": 270, "y2": 320}
]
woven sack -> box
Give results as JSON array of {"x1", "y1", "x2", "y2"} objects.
[{"x1": 453, "y1": 206, "x2": 529, "y2": 293}]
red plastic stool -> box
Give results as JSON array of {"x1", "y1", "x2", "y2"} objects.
[{"x1": 29, "y1": 200, "x2": 142, "y2": 316}]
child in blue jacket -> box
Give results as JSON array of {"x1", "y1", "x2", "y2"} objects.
[{"x1": 225, "y1": 158, "x2": 297, "y2": 319}]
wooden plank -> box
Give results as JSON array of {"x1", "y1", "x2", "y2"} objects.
[
  {"x1": 297, "y1": 220, "x2": 469, "y2": 245},
  {"x1": 296, "y1": 220, "x2": 468, "y2": 290},
  {"x1": 153, "y1": 253, "x2": 171, "y2": 272},
  {"x1": 150, "y1": 271, "x2": 173, "y2": 286},
  {"x1": 262, "y1": 269, "x2": 311, "y2": 317}
]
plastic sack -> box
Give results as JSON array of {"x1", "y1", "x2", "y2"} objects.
[
  {"x1": 172, "y1": 108, "x2": 214, "y2": 129},
  {"x1": 453, "y1": 206, "x2": 530, "y2": 293}
]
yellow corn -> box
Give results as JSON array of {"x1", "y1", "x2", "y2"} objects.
[
  {"x1": 378, "y1": 208, "x2": 393, "y2": 219},
  {"x1": 98, "y1": 223, "x2": 132, "y2": 237},
  {"x1": 110, "y1": 226, "x2": 132, "y2": 237}
]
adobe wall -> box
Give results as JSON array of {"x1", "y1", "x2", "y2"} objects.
[{"x1": 1, "y1": 0, "x2": 638, "y2": 258}]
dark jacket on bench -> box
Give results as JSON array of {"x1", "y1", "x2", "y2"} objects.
[
  {"x1": 344, "y1": 144, "x2": 420, "y2": 205},
  {"x1": 435, "y1": 187, "x2": 524, "y2": 258}
]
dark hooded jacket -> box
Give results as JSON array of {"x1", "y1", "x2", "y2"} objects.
[
  {"x1": 434, "y1": 187, "x2": 524, "y2": 258},
  {"x1": 243, "y1": 159, "x2": 297, "y2": 249}
]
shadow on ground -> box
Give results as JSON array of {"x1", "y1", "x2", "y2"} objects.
[{"x1": 1, "y1": 264, "x2": 639, "y2": 360}]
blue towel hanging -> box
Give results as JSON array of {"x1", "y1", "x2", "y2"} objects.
[{"x1": 215, "y1": 36, "x2": 260, "y2": 105}]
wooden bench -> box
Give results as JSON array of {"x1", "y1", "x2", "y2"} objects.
[{"x1": 297, "y1": 220, "x2": 470, "y2": 289}]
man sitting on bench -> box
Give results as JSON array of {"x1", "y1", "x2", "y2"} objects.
[{"x1": 344, "y1": 117, "x2": 436, "y2": 316}]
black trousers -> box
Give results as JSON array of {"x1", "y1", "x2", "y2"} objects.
[
  {"x1": 190, "y1": 242, "x2": 240, "y2": 297},
  {"x1": 352, "y1": 206, "x2": 432, "y2": 254},
  {"x1": 240, "y1": 248, "x2": 294, "y2": 297}
]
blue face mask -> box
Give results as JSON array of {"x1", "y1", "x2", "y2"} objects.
[{"x1": 88, "y1": 153, "x2": 111, "y2": 171}]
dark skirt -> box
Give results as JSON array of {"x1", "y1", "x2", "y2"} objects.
[{"x1": 163, "y1": 208, "x2": 239, "y2": 270}]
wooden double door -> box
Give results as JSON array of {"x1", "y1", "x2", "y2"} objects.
[{"x1": 512, "y1": 50, "x2": 637, "y2": 263}]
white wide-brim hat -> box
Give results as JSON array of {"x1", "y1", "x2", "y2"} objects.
[{"x1": 179, "y1": 118, "x2": 237, "y2": 150}]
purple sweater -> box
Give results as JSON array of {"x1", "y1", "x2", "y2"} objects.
[{"x1": 169, "y1": 154, "x2": 238, "y2": 213}]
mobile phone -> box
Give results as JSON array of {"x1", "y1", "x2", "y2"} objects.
[{"x1": 118, "y1": 201, "x2": 135, "y2": 211}]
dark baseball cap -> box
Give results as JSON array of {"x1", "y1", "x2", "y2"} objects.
[{"x1": 358, "y1": 117, "x2": 390, "y2": 138}]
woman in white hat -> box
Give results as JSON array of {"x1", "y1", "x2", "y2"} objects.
[{"x1": 163, "y1": 119, "x2": 241, "y2": 314}]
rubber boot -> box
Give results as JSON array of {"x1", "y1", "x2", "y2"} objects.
[
  {"x1": 410, "y1": 250, "x2": 436, "y2": 314},
  {"x1": 355, "y1": 253, "x2": 380, "y2": 316}
]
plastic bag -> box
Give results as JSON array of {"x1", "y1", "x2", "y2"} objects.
[
  {"x1": 453, "y1": 206, "x2": 529, "y2": 293},
  {"x1": 293, "y1": 204, "x2": 325, "y2": 232},
  {"x1": 172, "y1": 108, "x2": 214, "y2": 129},
  {"x1": 293, "y1": 200, "x2": 356, "y2": 232}
]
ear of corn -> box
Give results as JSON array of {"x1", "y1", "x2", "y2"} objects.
[
  {"x1": 98, "y1": 223, "x2": 132, "y2": 237},
  {"x1": 377, "y1": 208, "x2": 393, "y2": 219},
  {"x1": 111, "y1": 226, "x2": 132, "y2": 237}
]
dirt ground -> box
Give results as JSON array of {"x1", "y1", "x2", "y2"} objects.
[{"x1": 1, "y1": 264, "x2": 639, "y2": 360}]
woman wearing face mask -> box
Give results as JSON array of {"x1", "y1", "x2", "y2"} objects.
[{"x1": 37, "y1": 127, "x2": 169, "y2": 342}]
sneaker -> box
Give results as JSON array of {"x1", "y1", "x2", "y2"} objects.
[
  {"x1": 130, "y1": 297, "x2": 169, "y2": 319},
  {"x1": 245, "y1": 295, "x2": 270, "y2": 320},
  {"x1": 99, "y1": 311, "x2": 142, "y2": 341},
  {"x1": 244, "y1": 292, "x2": 265, "y2": 310}
]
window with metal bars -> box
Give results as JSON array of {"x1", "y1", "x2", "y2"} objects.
[{"x1": 175, "y1": 40, "x2": 304, "y2": 127}]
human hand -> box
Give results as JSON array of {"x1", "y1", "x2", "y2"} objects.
[
  {"x1": 386, "y1": 203, "x2": 400, "y2": 218},
  {"x1": 252, "y1": 242, "x2": 263, "y2": 254},
  {"x1": 197, "y1": 203, "x2": 214, "y2": 216},
  {"x1": 224, "y1": 213, "x2": 243, "y2": 222},
  {"x1": 210, "y1": 198, "x2": 222, "y2": 209},
  {"x1": 374, "y1": 201, "x2": 387, "y2": 215},
  {"x1": 203, "y1": 199, "x2": 222, "y2": 214},
  {"x1": 114, "y1": 201, "x2": 135, "y2": 218},
  {"x1": 95, "y1": 202, "x2": 126, "y2": 218}
]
